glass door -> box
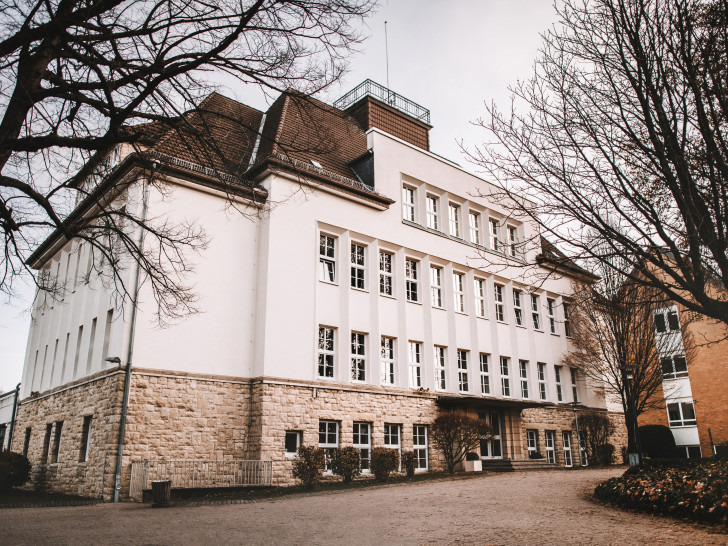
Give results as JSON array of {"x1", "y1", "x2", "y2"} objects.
[{"x1": 479, "y1": 411, "x2": 503, "y2": 459}]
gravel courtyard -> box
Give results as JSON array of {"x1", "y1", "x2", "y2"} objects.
[{"x1": 3, "y1": 468, "x2": 726, "y2": 545}]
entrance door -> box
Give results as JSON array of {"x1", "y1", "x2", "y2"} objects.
[{"x1": 479, "y1": 411, "x2": 503, "y2": 459}]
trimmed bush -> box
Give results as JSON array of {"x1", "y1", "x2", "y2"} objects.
[
  {"x1": 292, "y1": 446, "x2": 325, "y2": 488},
  {"x1": 0, "y1": 451, "x2": 31, "y2": 491},
  {"x1": 529, "y1": 451, "x2": 544, "y2": 460},
  {"x1": 371, "y1": 448, "x2": 399, "y2": 482},
  {"x1": 595, "y1": 443, "x2": 615, "y2": 466},
  {"x1": 401, "y1": 451, "x2": 416, "y2": 478},
  {"x1": 330, "y1": 447, "x2": 362, "y2": 483},
  {"x1": 639, "y1": 424, "x2": 680, "y2": 459}
]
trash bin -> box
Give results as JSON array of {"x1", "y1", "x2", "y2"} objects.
[{"x1": 151, "y1": 480, "x2": 171, "y2": 507}]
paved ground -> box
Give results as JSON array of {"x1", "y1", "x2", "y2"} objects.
[{"x1": 2, "y1": 468, "x2": 727, "y2": 545}]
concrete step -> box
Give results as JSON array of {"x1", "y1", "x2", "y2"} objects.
[{"x1": 481, "y1": 459, "x2": 559, "y2": 472}]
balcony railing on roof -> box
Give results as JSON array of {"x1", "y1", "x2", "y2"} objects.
[{"x1": 333, "y1": 79, "x2": 431, "y2": 125}]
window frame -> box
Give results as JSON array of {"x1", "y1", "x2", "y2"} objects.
[
  {"x1": 531, "y1": 294, "x2": 541, "y2": 330},
  {"x1": 667, "y1": 401, "x2": 697, "y2": 427},
  {"x1": 519, "y1": 359, "x2": 529, "y2": 399},
  {"x1": 479, "y1": 353, "x2": 491, "y2": 395},
  {"x1": 555, "y1": 365, "x2": 563, "y2": 402},
  {"x1": 571, "y1": 367, "x2": 579, "y2": 403},
  {"x1": 350, "y1": 332, "x2": 366, "y2": 382},
  {"x1": 285, "y1": 430, "x2": 302, "y2": 457},
  {"x1": 319, "y1": 233, "x2": 337, "y2": 284},
  {"x1": 317, "y1": 326, "x2": 336, "y2": 379},
  {"x1": 474, "y1": 278, "x2": 486, "y2": 318},
  {"x1": 513, "y1": 289, "x2": 523, "y2": 326},
  {"x1": 51, "y1": 421, "x2": 63, "y2": 464},
  {"x1": 562, "y1": 431, "x2": 573, "y2": 467},
  {"x1": 434, "y1": 346, "x2": 447, "y2": 391},
  {"x1": 489, "y1": 219, "x2": 499, "y2": 251},
  {"x1": 353, "y1": 422, "x2": 371, "y2": 472},
  {"x1": 406, "y1": 258, "x2": 419, "y2": 303},
  {"x1": 547, "y1": 298, "x2": 557, "y2": 334},
  {"x1": 544, "y1": 430, "x2": 556, "y2": 464},
  {"x1": 79, "y1": 415, "x2": 92, "y2": 463},
  {"x1": 448, "y1": 203, "x2": 461, "y2": 238},
  {"x1": 563, "y1": 302, "x2": 572, "y2": 337},
  {"x1": 537, "y1": 362, "x2": 547, "y2": 401},
  {"x1": 426, "y1": 194, "x2": 439, "y2": 230},
  {"x1": 402, "y1": 186, "x2": 416, "y2": 222},
  {"x1": 457, "y1": 349, "x2": 469, "y2": 393},
  {"x1": 494, "y1": 283, "x2": 505, "y2": 322},
  {"x1": 384, "y1": 423, "x2": 402, "y2": 469},
  {"x1": 661, "y1": 354, "x2": 688, "y2": 379},
  {"x1": 469, "y1": 212, "x2": 481, "y2": 244},
  {"x1": 453, "y1": 272, "x2": 465, "y2": 313},
  {"x1": 380, "y1": 336, "x2": 395, "y2": 385},
  {"x1": 408, "y1": 341, "x2": 422, "y2": 388},
  {"x1": 379, "y1": 251, "x2": 394, "y2": 297},
  {"x1": 350, "y1": 242, "x2": 366, "y2": 290},
  {"x1": 318, "y1": 420, "x2": 339, "y2": 471},
  {"x1": 413, "y1": 425, "x2": 429, "y2": 471},
  {"x1": 507, "y1": 225, "x2": 517, "y2": 257},
  {"x1": 500, "y1": 356, "x2": 511, "y2": 397},
  {"x1": 430, "y1": 265, "x2": 443, "y2": 308}
]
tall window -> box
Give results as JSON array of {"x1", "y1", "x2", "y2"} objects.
[
  {"x1": 489, "y1": 219, "x2": 499, "y2": 251},
  {"x1": 22, "y1": 428, "x2": 31, "y2": 457},
  {"x1": 571, "y1": 367, "x2": 579, "y2": 403},
  {"x1": 500, "y1": 357, "x2": 511, "y2": 397},
  {"x1": 544, "y1": 430, "x2": 556, "y2": 463},
  {"x1": 79, "y1": 416, "x2": 92, "y2": 462},
  {"x1": 526, "y1": 430, "x2": 538, "y2": 458},
  {"x1": 402, "y1": 186, "x2": 415, "y2": 221},
  {"x1": 494, "y1": 284, "x2": 505, "y2": 322},
  {"x1": 562, "y1": 432, "x2": 573, "y2": 467},
  {"x1": 318, "y1": 327, "x2": 335, "y2": 378},
  {"x1": 547, "y1": 298, "x2": 557, "y2": 334},
  {"x1": 350, "y1": 243, "x2": 365, "y2": 290},
  {"x1": 474, "y1": 278, "x2": 486, "y2": 317},
  {"x1": 41, "y1": 423, "x2": 52, "y2": 464},
  {"x1": 469, "y1": 212, "x2": 480, "y2": 244},
  {"x1": 661, "y1": 355, "x2": 688, "y2": 378},
  {"x1": 426, "y1": 195, "x2": 439, "y2": 230},
  {"x1": 406, "y1": 259, "x2": 419, "y2": 302},
  {"x1": 384, "y1": 424, "x2": 401, "y2": 464},
  {"x1": 319, "y1": 420, "x2": 339, "y2": 471},
  {"x1": 353, "y1": 423, "x2": 371, "y2": 471},
  {"x1": 537, "y1": 363, "x2": 547, "y2": 401},
  {"x1": 531, "y1": 294, "x2": 541, "y2": 330},
  {"x1": 449, "y1": 203, "x2": 461, "y2": 237},
  {"x1": 351, "y1": 332, "x2": 366, "y2": 382},
  {"x1": 453, "y1": 273, "x2": 465, "y2": 313},
  {"x1": 413, "y1": 425, "x2": 428, "y2": 470},
  {"x1": 479, "y1": 353, "x2": 491, "y2": 395},
  {"x1": 519, "y1": 360, "x2": 529, "y2": 398},
  {"x1": 555, "y1": 365, "x2": 563, "y2": 402},
  {"x1": 513, "y1": 289, "x2": 523, "y2": 326},
  {"x1": 654, "y1": 307, "x2": 681, "y2": 333},
  {"x1": 381, "y1": 337, "x2": 395, "y2": 385},
  {"x1": 430, "y1": 266, "x2": 443, "y2": 307},
  {"x1": 408, "y1": 342, "x2": 422, "y2": 388},
  {"x1": 319, "y1": 234, "x2": 336, "y2": 283},
  {"x1": 457, "y1": 350, "x2": 469, "y2": 392},
  {"x1": 51, "y1": 421, "x2": 63, "y2": 464},
  {"x1": 285, "y1": 431, "x2": 302, "y2": 456},
  {"x1": 507, "y1": 226, "x2": 517, "y2": 257},
  {"x1": 379, "y1": 251, "x2": 393, "y2": 296},
  {"x1": 564, "y1": 303, "x2": 572, "y2": 337},
  {"x1": 667, "y1": 402, "x2": 697, "y2": 426},
  {"x1": 434, "y1": 346, "x2": 446, "y2": 390}
]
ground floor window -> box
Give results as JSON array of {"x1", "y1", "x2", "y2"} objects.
[
  {"x1": 579, "y1": 437, "x2": 588, "y2": 466},
  {"x1": 681, "y1": 445, "x2": 702, "y2": 458},
  {"x1": 22, "y1": 427, "x2": 31, "y2": 457},
  {"x1": 353, "y1": 423, "x2": 371, "y2": 471},
  {"x1": 479, "y1": 411, "x2": 502, "y2": 458},
  {"x1": 319, "y1": 420, "x2": 339, "y2": 471},
  {"x1": 544, "y1": 430, "x2": 556, "y2": 463},
  {"x1": 562, "y1": 431, "x2": 573, "y2": 467},
  {"x1": 285, "y1": 430, "x2": 301, "y2": 456},
  {"x1": 526, "y1": 429, "x2": 539, "y2": 458},
  {"x1": 413, "y1": 425, "x2": 428, "y2": 470},
  {"x1": 384, "y1": 423, "x2": 401, "y2": 469},
  {"x1": 79, "y1": 416, "x2": 92, "y2": 462}
]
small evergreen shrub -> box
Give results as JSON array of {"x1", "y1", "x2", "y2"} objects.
[
  {"x1": 0, "y1": 451, "x2": 31, "y2": 491},
  {"x1": 465, "y1": 452, "x2": 480, "y2": 461},
  {"x1": 401, "y1": 451, "x2": 416, "y2": 477},
  {"x1": 529, "y1": 451, "x2": 544, "y2": 460},
  {"x1": 595, "y1": 443, "x2": 615, "y2": 466},
  {"x1": 371, "y1": 448, "x2": 399, "y2": 482},
  {"x1": 329, "y1": 447, "x2": 362, "y2": 483},
  {"x1": 292, "y1": 446, "x2": 325, "y2": 488},
  {"x1": 639, "y1": 424, "x2": 680, "y2": 459}
]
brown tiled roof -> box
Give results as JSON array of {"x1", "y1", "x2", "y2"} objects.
[{"x1": 538, "y1": 236, "x2": 598, "y2": 281}]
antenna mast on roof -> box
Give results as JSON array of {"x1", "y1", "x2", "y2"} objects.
[{"x1": 384, "y1": 20, "x2": 390, "y2": 89}]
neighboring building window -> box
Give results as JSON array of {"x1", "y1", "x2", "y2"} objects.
[
  {"x1": 469, "y1": 212, "x2": 481, "y2": 244},
  {"x1": 285, "y1": 431, "x2": 302, "y2": 456},
  {"x1": 318, "y1": 326, "x2": 335, "y2": 378},
  {"x1": 489, "y1": 219, "x2": 499, "y2": 251},
  {"x1": 318, "y1": 420, "x2": 339, "y2": 471},
  {"x1": 661, "y1": 355, "x2": 688, "y2": 378},
  {"x1": 654, "y1": 307, "x2": 681, "y2": 333},
  {"x1": 571, "y1": 367, "x2": 579, "y2": 403},
  {"x1": 479, "y1": 353, "x2": 491, "y2": 395},
  {"x1": 453, "y1": 272, "x2": 465, "y2": 313},
  {"x1": 544, "y1": 430, "x2": 556, "y2": 463},
  {"x1": 351, "y1": 332, "x2": 366, "y2": 382},
  {"x1": 547, "y1": 298, "x2": 557, "y2": 334},
  {"x1": 434, "y1": 346, "x2": 447, "y2": 390},
  {"x1": 413, "y1": 425, "x2": 428, "y2": 470},
  {"x1": 319, "y1": 234, "x2": 336, "y2": 283},
  {"x1": 564, "y1": 303, "x2": 572, "y2": 337},
  {"x1": 526, "y1": 430, "x2": 539, "y2": 457},
  {"x1": 379, "y1": 251, "x2": 393, "y2": 296},
  {"x1": 402, "y1": 186, "x2": 415, "y2": 222},
  {"x1": 449, "y1": 203, "x2": 461, "y2": 237},
  {"x1": 507, "y1": 226, "x2": 517, "y2": 257},
  {"x1": 457, "y1": 350, "x2": 469, "y2": 392},
  {"x1": 353, "y1": 423, "x2": 371, "y2": 471},
  {"x1": 500, "y1": 357, "x2": 511, "y2": 397},
  {"x1": 406, "y1": 259, "x2": 419, "y2": 302},
  {"x1": 426, "y1": 195, "x2": 439, "y2": 230},
  {"x1": 51, "y1": 421, "x2": 63, "y2": 464},
  {"x1": 350, "y1": 243, "x2": 366, "y2": 290},
  {"x1": 23, "y1": 427, "x2": 31, "y2": 457},
  {"x1": 667, "y1": 402, "x2": 697, "y2": 427},
  {"x1": 381, "y1": 337, "x2": 395, "y2": 385},
  {"x1": 555, "y1": 365, "x2": 563, "y2": 402},
  {"x1": 531, "y1": 294, "x2": 541, "y2": 330},
  {"x1": 384, "y1": 423, "x2": 402, "y2": 466},
  {"x1": 79, "y1": 416, "x2": 92, "y2": 462},
  {"x1": 513, "y1": 289, "x2": 523, "y2": 326},
  {"x1": 430, "y1": 266, "x2": 443, "y2": 308},
  {"x1": 519, "y1": 360, "x2": 529, "y2": 399},
  {"x1": 562, "y1": 432, "x2": 573, "y2": 467},
  {"x1": 494, "y1": 284, "x2": 505, "y2": 322},
  {"x1": 474, "y1": 278, "x2": 486, "y2": 318},
  {"x1": 537, "y1": 363, "x2": 547, "y2": 401},
  {"x1": 408, "y1": 342, "x2": 422, "y2": 388}
]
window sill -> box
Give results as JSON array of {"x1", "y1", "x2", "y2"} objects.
[
  {"x1": 551, "y1": 332, "x2": 560, "y2": 337},
  {"x1": 406, "y1": 299, "x2": 423, "y2": 306},
  {"x1": 496, "y1": 320, "x2": 508, "y2": 325},
  {"x1": 319, "y1": 280, "x2": 338, "y2": 286},
  {"x1": 285, "y1": 453, "x2": 297, "y2": 458},
  {"x1": 432, "y1": 305, "x2": 446, "y2": 311},
  {"x1": 350, "y1": 286, "x2": 368, "y2": 294},
  {"x1": 455, "y1": 311, "x2": 467, "y2": 316},
  {"x1": 317, "y1": 375, "x2": 336, "y2": 381},
  {"x1": 515, "y1": 324, "x2": 526, "y2": 329},
  {"x1": 379, "y1": 293, "x2": 396, "y2": 300}
]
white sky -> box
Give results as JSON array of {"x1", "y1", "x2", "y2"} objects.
[{"x1": 0, "y1": 0, "x2": 558, "y2": 392}]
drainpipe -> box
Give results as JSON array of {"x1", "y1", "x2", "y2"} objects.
[
  {"x1": 6, "y1": 383, "x2": 20, "y2": 450},
  {"x1": 113, "y1": 169, "x2": 152, "y2": 502}
]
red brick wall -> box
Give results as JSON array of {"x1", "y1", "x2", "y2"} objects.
[{"x1": 346, "y1": 97, "x2": 430, "y2": 151}]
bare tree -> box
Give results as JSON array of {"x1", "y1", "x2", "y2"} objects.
[
  {"x1": 469, "y1": 0, "x2": 728, "y2": 325},
  {"x1": 430, "y1": 412, "x2": 492, "y2": 475},
  {"x1": 0, "y1": 0, "x2": 375, "y2": 321}
]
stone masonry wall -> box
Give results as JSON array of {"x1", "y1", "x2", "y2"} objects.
[{"x1": 10, "y1": 369, "x2": 125, "y2": 499}]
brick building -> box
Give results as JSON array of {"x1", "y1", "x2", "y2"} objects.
[{"x1": 11, "y1": 80, "x2": 626, "y2": 500}]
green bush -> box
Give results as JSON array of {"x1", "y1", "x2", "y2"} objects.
[
  {"x1": 292, "y1": 446, "x2": 325, "y2": 488},
  {"x1": 595, "y1": 443, "x2": 615, "y2": 466},
  {"x1": 401, "y1": 451, "x2": 416, "y2": 478},
  {"x1": 371, "y1": 448, "x2": 399, "y2": 482},
  {"x1": 0, "y1": 451, "x2": 31, "y2": 491},
  {"x1": 639, "y1": 424, "x2": 680, "y2": 459},
  {"x1": 329, "y1": 447, "x2": 362, "y2": 483}
]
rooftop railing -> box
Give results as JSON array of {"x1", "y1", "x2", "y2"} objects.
[{"x1": 333, "y1": 79, "x2": 431, "y2": 125}]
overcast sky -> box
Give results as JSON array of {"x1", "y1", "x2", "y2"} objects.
[{"x1": 0, "y1": 0, "x2": 559, "y2": 392}]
